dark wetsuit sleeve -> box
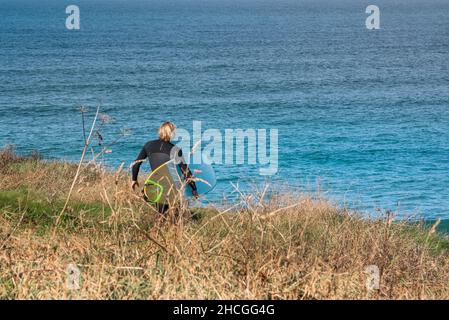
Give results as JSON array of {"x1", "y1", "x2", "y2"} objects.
[
  {"x1": 132, "y1": 146, "x2": 147, "y2": 181},
  {"x1": 177, "y1": 149, "x2": 197, "y2": 192}
]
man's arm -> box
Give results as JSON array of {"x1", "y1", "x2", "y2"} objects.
[
  {"x1": 180, "y1": 163, "x2": 198, "y2": 194},
  {"x1": 131, "y1": 146, "x2": 147, "y2": 189},
  {"x1": 176, "y1": 148, "x2": 198, "y2": 197}
]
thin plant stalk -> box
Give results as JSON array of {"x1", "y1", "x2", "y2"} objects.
[{"x1": 53, "y1": 106, "x2": 101, "y2": 233}]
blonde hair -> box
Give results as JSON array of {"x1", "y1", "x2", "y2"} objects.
[{"x1": 158, "y1": 121, "x2": 176, "y2": 142}]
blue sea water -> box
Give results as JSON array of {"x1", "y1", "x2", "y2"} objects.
[{"x1": 1, "y1": 0, "x2": 449, "y2": 218}]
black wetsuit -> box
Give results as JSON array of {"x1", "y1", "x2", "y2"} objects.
[{"x1": 132, "y1": 139, "x2": 197, "y2": 214}]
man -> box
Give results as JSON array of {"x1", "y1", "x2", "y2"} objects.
[{"x1": 131, "y1": 121, "x2": 198, "y2": 214}]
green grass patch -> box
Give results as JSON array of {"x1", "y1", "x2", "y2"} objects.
[
  {"x1": 398, "y1": 222, "x2": 449, "y2": 255},
  {"x1": 7, "y1": 160, "x2": 41, "y2": 173},
  {"x1": 0, "y1": 188, "x2": 111, "y2": 230},
  {"x1": 190, "y1": 207, "x2": 219, "y2": 221}
]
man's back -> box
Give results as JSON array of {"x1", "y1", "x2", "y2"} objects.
[{"x1": 132, "y1": 139, "x2": 182, "y2": 181}]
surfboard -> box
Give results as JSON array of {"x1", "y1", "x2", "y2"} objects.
[
  {"x1": 175, "y1": 162, "x2": 217, "y2": 197},
  {"x1": 143, "y1": 160, "x2": 216, "y2": 204}
]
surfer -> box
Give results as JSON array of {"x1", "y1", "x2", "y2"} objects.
[{"x1": 131, "y1": 121, "x2": 198, "y2": 214}]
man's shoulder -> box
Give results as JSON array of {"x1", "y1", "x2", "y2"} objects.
[
  {"x1": 144, "y1": 139, "x2": 160, "y2": 147},
  {"x1": 144, "y1": 140, "x2": 178, "y2": 152}
]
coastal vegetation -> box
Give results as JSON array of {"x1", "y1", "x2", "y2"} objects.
[{"x1": 1, "y1": 146, "x2": 449, "y2": 299}]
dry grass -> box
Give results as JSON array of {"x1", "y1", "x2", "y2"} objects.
[{"x1": 1, "y1": 147, "x2": 449, "y2": 300}]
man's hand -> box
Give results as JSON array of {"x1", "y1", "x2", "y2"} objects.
[
  {"x1": 192, "y1": 189, "x2": 199, "y2": 199},
  {"x1": 131, "y1": 181, "x2": 139, "y2": 191}
]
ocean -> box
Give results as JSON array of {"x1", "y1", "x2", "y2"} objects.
[{"x1": 1, "y1": 0, "x2": 448, "y2": 219}]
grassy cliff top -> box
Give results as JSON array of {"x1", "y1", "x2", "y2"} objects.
[{"x1": 1, "y1": 146, "x2": 449, "y2": 299}]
